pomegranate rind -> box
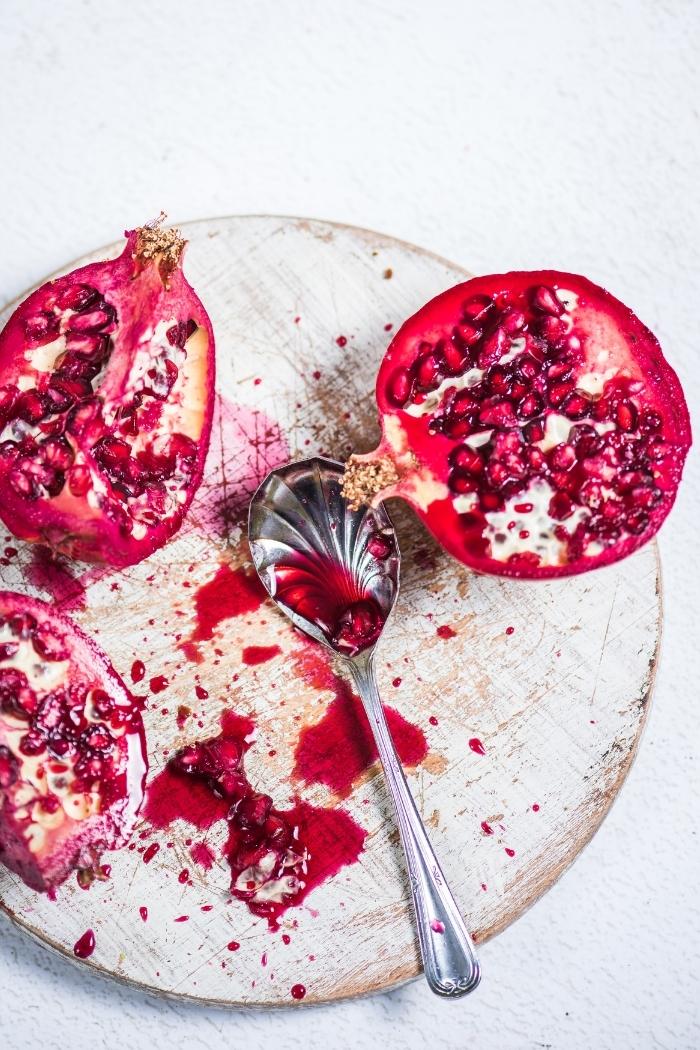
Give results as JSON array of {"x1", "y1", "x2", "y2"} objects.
[
  {"x1": 0, "y1": 591, "x2": 147, "y2": 892},
  {"x1": 0, "y1": 226, "x2": 215, "y2": 566},
  {"x1": 368, "y1": 270, "x2": 691, "y2": 579}
]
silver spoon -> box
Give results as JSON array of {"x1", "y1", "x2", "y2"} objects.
[{"x1": 248, "y1": 456, "x2": 481, "y2": 999}]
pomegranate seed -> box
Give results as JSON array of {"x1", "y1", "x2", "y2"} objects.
[
  {"x1": 23, "y1": 311, "x2": 59, "y2": 343},
  {"x1": 41, "y1": 436, "x2": 75, "y2": 470},
  {"x1": 592, "y1": 398, "x2": 610, "y2": 422},
  {"x1": 550, "y1": 444, "x2": 576, "y2": 471},
  {"x1": 456, "y1": 322, "x2": 482, "y2": 346},
  {"x1": 639, "y1": 409, "x2": 662, "y2": 433},
  {"x1": 415, "y1": 351, "x2": 443, "y2": 390},
  {"x1": 549, "y1": 491, "x2": 574, "y2": 520},
  {"x1": 478, "y1": 400, "x2": 518, "y2": 427},
  {"x1": 516, "y1": 356, "x2": 541, "y2": 381},
  {"x1": 537, "y1": 315, "x2": 567, "y2": 344},
  {"x1": 562, "y1": 392, "x2": 590, "y2": 419},
  {"x1": 518, "y1": 393, "x2": 543, "y2": 419},
  {"x1": 531, "y1": 285, "x2": 564, "y2": 316},
  {"x1": 442, "y1": 339, "x2": 468, "y2": 375},
  {"x1": 548, "y1": 380, "x2": 574, "y2": 407},
  {"x1": 387, "y1": 367, "x2": 412, "y2": 407},
  {"x1": 66, "y1": 464, "x2": 91, "y2": 496},
  {"x1": 478, "y1": 327, "x2": 509, "y2": 369},
  {"x1": 462, "y1": 294, "x2": 494, "y2": 322},
  {"x1": 547, "y1": 357, "x2": 574, "y2": 381},
  {"x1": 56, "y1": 284, "x2": 100, "y2": 312},
  {"x1": 19, "y1": 729, "x2": 46, "y2": 756},
  {"x1": 367, "y1": 533, "x2": 392, "y2": 559},
  {"x1": 0, "y1": 385, "x2": 18, "y2": 415},
  {"x1": 626, "y1": 509, "x2": 649, "y2": 535},
  {"x1": 8, "y1": 470, "x2": 38, "y2": 500},
  {"x1": 450, "y1": 390, "x2": 477, "y2": 418},
  {"x1": 486, "y1": 366, "x2": 512, "y2": 396},
  {"x1": 450, "y1": 446, "x2": 484, "y2": 474},
  {"x1": 449, "y1": 469, "x2": 478, "y2": 494},
  {"x1": 14, "y1": 390, "x2": 50, "y2": 424},
  {"x1": 68, "y1": 303, "x2": 116, "y2": 334},
  {"x1": 615, "y1": 399, "x2": 638, "y2": 432},
  {"x1": 480, "y1": 491, "x2": 503, "y2": 511},
  {"x1": 501, "y1": 308, "x2": 526, "y2": 335},
  {"x1": 580, "y1": 480, "x2": 603, "y2": 508}
]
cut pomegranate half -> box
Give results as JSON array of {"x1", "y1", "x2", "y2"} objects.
[
  {"x1": 343, "y1": 272, "x2": 690, "y2": 578},
  {"x1": 0, "y1": 218, "x2": 215, "y2": 566},
  {"x1": 0, "y1": 592, "x2": 146, "y2": 892}
]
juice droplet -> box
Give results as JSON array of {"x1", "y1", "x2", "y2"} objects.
[
  {"x1": 178, "y1": 868, "x2": 189, "y2": 884},
  {"x1": 532, "y1": 803, "x2": 540, "y2": 812},
  {"x1": 291, "y1": 983, "x2": 307, "y2": 1000},
  {"x1": 429, "y1": 715, "x2": 438, "y2": 726},
  {"x1": 195, "y1": 685, "x2": 209, "y2": 700},
  {"x1": 130, "y1": 659, "x2": 145, "y2": 683},
  {"x1": 139, "y1": 906, "x2": 148, "y2": 922},
  {"x1": 436, "y1": 624, "x2": 456, "y2": 639},
  {"x1": 505, "y1": 625, "x2": 515, "y2": 636},
  {"x1": 228, "y1": 941, "x2": 240, "y2": 951},
  {"x1": 469, "y1": 737, "x2": 486, "y2": 756},
  {"x1": 150, "y1": 675, "x2": 168, "y2": 694},
  {"x1": 480, "y1": 821, "x2": 493, "y2": 835},
  {"x1": 505, "y1": 847, "x2": 515, "y2": 858},
  {"x1": 430, "y1": 919, "x2": 445, "y2": 934},
  {"x1": 142, "y1": 842, "x2": 160, "y2": 864}
]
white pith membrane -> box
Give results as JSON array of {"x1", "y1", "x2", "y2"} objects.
[
  {"x1": 0, "y1": 286, "x2": 204, "y2": 543},
  {"x1": 234, "y1": 836, "x2": 309, "y2": 905},
  {"x1": 0, "y1": 616, "x2": 141, "y2": 863},
  {"x1": 390, "y1": 286, "x2": 665, "y2": 568}
]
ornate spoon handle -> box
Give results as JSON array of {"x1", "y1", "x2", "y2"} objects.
[{"x1": 350, "y1": 651, "x2": 481, "y2": 998}]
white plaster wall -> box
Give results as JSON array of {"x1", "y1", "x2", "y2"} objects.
[{"x1": 0, "y1": 1, "x2": 698, "y2": 1047}]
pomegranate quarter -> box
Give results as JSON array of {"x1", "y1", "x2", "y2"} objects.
[
  {"x1": 343, "y1": 272, "x2": 690, "y2": 578},
  {"x1": 0, "y1": 592, "x2": 146, "y2": 892},
  {"x1": 0, "y1": 219, "x2": 215, "y2": 566}
]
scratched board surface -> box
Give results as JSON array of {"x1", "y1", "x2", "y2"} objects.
[{"x1": 0, "y1": 217, "x2": 660, "y2": 1006}]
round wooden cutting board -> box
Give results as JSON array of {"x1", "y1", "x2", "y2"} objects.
[{"x1": 0, "y1": 217, "x2": 661, "y2": 1007}]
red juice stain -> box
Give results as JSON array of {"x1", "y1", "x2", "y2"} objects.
[
  {"x1": 178, "y1": 869, "x2": 189, "y2": 884},
  {"x1": 294, "y1": 672, "x2": 428, "y2": 796},
  {"x1": 336, "y1": 335, "x2": 347, "y2": 347},
  {"x1": 131, "y1": 659, "x2": 146, "y2": 684},
  {"x1": 392, "y1": 677, "x2": 402, "y2": 688},
  {"x1": 505, "y1": 625, "x2": 515, "y2": 636},
  {"x1": 201, "y1": 904, "x2": 213, "y2": 912},
  {"x1": 469, "y1": 737, "x2": 486, "y2": 756},
  {"x1": 187, "y1": 397, "x2": 290, "y2": 542},
  {"x1": 28, "y1": 546, "x2": 87, "y2": 611},
  {"x1": 430, "y1": 920, "x2": 445, "y2": 934},
  {"x1": 261, "y1": 951, "x2": 268, "y2": 966},
  {"x1": 145, "y1": 706, "x2": 366, "y2": 929},
  {"x1": 142, "y1": 842, "x2": 160, "y2": 864},
  {"x1": 73, "y1": 929, "x2": 95, "y2": 958},
  {"x1": 139, "y1": 907, "x2": 148, "y2": 922},
  {"x1": 150, "y1": 675, "x2": 168, "y2": 694},
  {"x1": 174, "y1": 915, "x2": 189, "y2": 922},
  {"x1": 181, "y1": 563, "x2": 266, "y2": 662},
  {"x1": 195, "y1": 685, "x2": 209, "y2": 700},
  {"x1": 532, "y1": 803, "x2": 540, "y2": 812},
  {"x1": 505, "y1": 847, "x2": 515, "y2": 858},
  {"x1": 176, "y1": 705, "x2": 191, "y2": 729},
  {"x1": 190, "y1": 841, "x2": 216, "y2": 870},
  {"x1": 429, "y1": 715, "x2": 438, "y2": 726},
  {"x1": 436, "y1": 624, "x2": 456, "y2": 639},
  {"x1": 242, "y1": 644, "x2": 282, "y2": 666},
  {"x1": 291, "y1": 984, "x2": 306, "y2": 1000},
  {"x1": 480, "y1": 821, "x2": 494, "y2": 835},
  {"x1": 228, "y1": 940, "x2": 240, "y2": 951},
  {"x1": 282, "y1": 934, "x2": 291, "y2": 945}
]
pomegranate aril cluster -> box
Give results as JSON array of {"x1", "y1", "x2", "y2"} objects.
[
  {"x1": 0, "y1": 280, "x2": 198, "y2": 526},
  {"x1": 388, "y1": 284, "x2": 670, "y2": 557}
]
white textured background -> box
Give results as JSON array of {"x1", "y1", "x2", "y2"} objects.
[{"x1": 0, "y1": 1, "x2": 698, "y2": 1047}]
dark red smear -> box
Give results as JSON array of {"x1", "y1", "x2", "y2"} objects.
[
  {"x1": 469, "y1": 737, "x2": 486, "y2": 756},
  {"x1": 144, "y1": 707, "x2": 365, "y2": 928},
  {"x1": 142, "y1": 842, "x2": 160, "y2": 864},
  {"x1": 27, "y1": 547, "x2": 87, "y2": 610},
  {"x1": 480, "y1": 821, "x2": 494, "y2": 835},
  {"x1": 139, "y1": 906, "x2": 148, "y2": 922},
  {"x1": 294, "y1": 671, "x2": 428, "y2": 796},
  {"x1": 181, "y1": 563, "x2": 266, "y2": 662},
  {"x1": 177, "y1": 705, "x2": 191, "y2": 729},
  {"x1": 131, "y1": 659, "x2": 146, "y2": 684},
  {"x1": 174, "y1": 915, "x2": 189, "y2": 922},
  {"x1": 73, "y1": 929, "x2": 95, "y2": 958},
  {"x1": 291, "y1": 983, "x2": 307, "y2": 1000},
  {"x1": 429, "y1": 715, "x2": 438, "y2": 726},
  {"x1": 150, "y1": 675, "x2": 168, "y2": 694},
  {"x1": 190, "y1": 841, "x2": 216, "y2": 870},
  {"x1": 242, "y1": 644, "x2": 282, "y2": 666},
  {"x1": 505, "y1": 847, "x2": 515, "y2": 858},
  {"x1": 282, "y1": 933, "x2": 291, "y2": 945},
  {"x1": 144, "y1": 767, "x2": 230, "y2": 831},
  {"x1": 505, "y1": 625, "x2": 515, "y2": 636},
  {"x1": 436, "y1": 624, "x2": 457, "y2": 639}
]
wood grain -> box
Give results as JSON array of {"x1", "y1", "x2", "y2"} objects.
[{"x1": 0, "y1": 216, "x2": 661, "y2": 1007}]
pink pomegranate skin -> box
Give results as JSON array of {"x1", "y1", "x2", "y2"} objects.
[
  {"x1": 0, "y1": 592, "x2": 147, "y2": 892},
  {"x1": 0, "y1": 222, "x2": 215, "y2": 567},
  {"x1": 345, "y1": 271, "x2": 691, "y2": 579}
]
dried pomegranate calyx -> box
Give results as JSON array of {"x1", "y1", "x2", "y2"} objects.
[{"x1": 344, "y1": 271, "x2": 690, "y2": 579}]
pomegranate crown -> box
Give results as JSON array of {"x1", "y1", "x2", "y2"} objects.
[{"x1": 132, "y1": 212, "x2": 185, "y2": 282}]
